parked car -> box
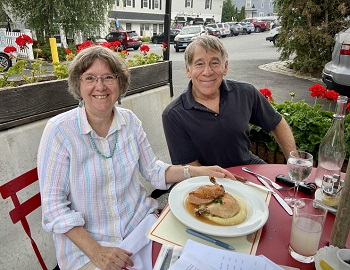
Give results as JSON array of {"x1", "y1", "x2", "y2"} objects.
[
  {"x1": 266, "y1": 26, "x2": 282, "y2": 45},
  {"x1": 227, "y1": 22, "x2": 243, "y2": 36},
  {"x1": 236, "y1": 22, "x2": 254, "y2": 34},
  {"x1": 174, "y1": 25, "x2": 207, "y2": 52},
  {"x1": 0, "y1": 46, "x2": 13, "y2": 72},
  {"x1": 105, "y1": 30, "x2": 142, "y2": 50},
  {"x1": 206, "y1": 26, "x2": 221, "y2": 38},
  {"x1": 241, "y1": 19, "x2": 270, "y2": 33},
  {"x1": 151, "y1": 29, "x2": 181, "y2": 44},
  {"x1": 206, "y1": 23, "x2": 230, "y2": 38},
  {"x1": 322, "y1": 27, "x2": 350, "y2": 96}
]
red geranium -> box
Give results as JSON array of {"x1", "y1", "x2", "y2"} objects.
[
  {"x1": 346, "y1": 103, "x2": 350, "y2": 111},
  {"x1": 324, "y1": 90, "x2": 339, "y2": 102},
  {"x1": 65, "y1": 48, "x2": 72, "y2": 54},
  {"x1": 4, "y1": 46, "x2": 17, "y2": 53},
  {"x1": 140, "y1": 44, "x2": 150, "y2": 52},
  {"x1": 101, "y1": 41, "x2": 122, "y2": 51},
  {"x1": 15, "y1": 34, "x2": 33, "y2": 50},
  {"x1": 161, "y1": 42, "x2": 167, "y2": 48},
  {"x1": 76, "y1": 40, "x2": 94, "y2": 52},
  {"x1": 308, "y1": 84, "x2": 326, "y2": 98},
  {"x1": 259, "y1": 88, "x2": 274, "y2": 102}
]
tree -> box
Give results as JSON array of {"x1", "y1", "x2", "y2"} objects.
[
  {"x1": 221, "y1": 0, "x2": 237, "y2": 22},
  {"x1": 273, "y1": 0, "x2": 350, "y2": 76},
  {"x1": 2, "y1": 0, "x2": 114, "y2": 44}
]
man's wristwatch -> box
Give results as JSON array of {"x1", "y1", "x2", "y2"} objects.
[{"x1": 183, "y1": 165, "x2": 191, "y2": 179}]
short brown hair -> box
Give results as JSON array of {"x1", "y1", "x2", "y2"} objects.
[
  {"x1": 184, "y1": 35, "x2": 228, "y2": 66},
  {"x1": 68, "y1": 46, "x2": 130, "y2": 100}
]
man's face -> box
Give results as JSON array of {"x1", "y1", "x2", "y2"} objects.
[{"x1": 186, "y1": 46, "x2": 228, "y2": 99}]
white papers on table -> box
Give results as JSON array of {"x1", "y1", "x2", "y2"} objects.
[{"x1": 168, "y1": 239, "x2": 283, "y2": 270}]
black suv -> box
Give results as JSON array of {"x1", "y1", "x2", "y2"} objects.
[{"x1": 105, "y1": 30, "x2": 142, "y2": 50}]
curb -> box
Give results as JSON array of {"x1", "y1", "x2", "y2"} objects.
[{"x1": 259, "y1": 61, "x2": 323, "y2": 84}]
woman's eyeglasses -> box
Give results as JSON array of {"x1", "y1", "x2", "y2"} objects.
[{"x1": 80, "y1": 74, "x2": 119, "y2": 85}]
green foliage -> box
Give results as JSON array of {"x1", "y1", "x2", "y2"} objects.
[
  {"x1": 273, "y1": 0, "x2": 350, "y2": 76},
  {"x1": 249, "y1": 99, "x2": 350, "y2": 161},
  {"x1": 127, "y1": 52, "x2": 163, "y2": 67},
  {"x1": 32, "y1": 44, "x2": 72, "y2": 62},
  {"x1": 7, "y1": 59, "x2": 48, "y2": 83},
  {"x1": 221, "y1": 0, "x2": 245, "y2": 22},
  {"x1": 2, "y1": 0, "x2": 114, "y2": 44},
  {"x1": 141, "y1": 37, "x2": 151, "y2": 42},
  {"x1": 52, "y1": 62, "x2": 69, "y2": 79}
]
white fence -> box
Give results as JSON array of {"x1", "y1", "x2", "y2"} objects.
[{"x1": 0, "y1": 28, "x2": 34, "y2": 60}]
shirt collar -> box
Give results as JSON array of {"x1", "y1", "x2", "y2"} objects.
[{"x1": 78, "y1": 105, "x2": 125, "y2": 135}]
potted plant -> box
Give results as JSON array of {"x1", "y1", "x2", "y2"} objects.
[{"x1": 249, "y1": 84, "x2": 350, "y2": 171}]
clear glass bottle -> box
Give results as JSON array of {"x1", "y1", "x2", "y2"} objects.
[{"x1": 314, "y1": 95, "x2": 348, "y2": 187}]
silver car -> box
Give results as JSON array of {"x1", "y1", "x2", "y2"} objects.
[{"x1": 322, "y1": 27, "x2": 350, "y2": 96}]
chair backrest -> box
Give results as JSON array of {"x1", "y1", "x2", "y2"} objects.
[{"x1": 0, "y1": 168, "x2": 48, "y2": 270}]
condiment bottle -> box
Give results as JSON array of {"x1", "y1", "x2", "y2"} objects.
[{"x1": 314, "y1": 95, "x2": 348, "y2": 187}]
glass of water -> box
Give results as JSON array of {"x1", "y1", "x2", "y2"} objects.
[{"x1": 285, "y1": 150, "x2": 313, "y2": 207}]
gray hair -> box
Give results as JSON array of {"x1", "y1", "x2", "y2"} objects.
[
  {"x1": 68, "y1": 45, "x2": 130, "y2": 100},
  {"x1": 184, "y1": 35, "x2": 228, "y2": 66}
]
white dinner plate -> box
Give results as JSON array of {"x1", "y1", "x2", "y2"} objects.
[{"x1": 168, "y1": 176, "x2": 269, "y2": 237}]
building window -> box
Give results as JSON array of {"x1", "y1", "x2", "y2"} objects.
[
  {"x1": 246, "y1": 0, "x2": 251, "y2": 8},
  {"x1": 259, "y1": 12, "x2": 264, "y2": 17},
  {"x1": 154, "y1": 0, "x2": 159, "y2": 8},
  {"x1": 126, "y1": 23, "x2": 131, "y2": 30},
  {"x1": 185, "y1": 0, "x2": 192, "y2": 8},
  {"x1": 261, "y1": 0, "x2": 264, "y2": 8},
  {"x1": 159, "y1": 24, "x2": 163, "y2": 33},
  {"x1": 126, "y1": 0, "x2": 132, "y2": 6},
  {"x1": 205, "y1": 0, "x2": 211, "y2": 9},
  {"x1": 143, "y1": 0, "x2": 148, "y2": 8},
  {"x1": 269, "y1": 0, "x2": 273, "y2": 8}
]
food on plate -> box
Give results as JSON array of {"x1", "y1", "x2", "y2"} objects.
[{"x1": 187, "y1": 177, "x2": 247, "y2": 225}]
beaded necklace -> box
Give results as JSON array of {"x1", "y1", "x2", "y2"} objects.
[{"x1": 88, "y1": 131, "x2": 118, "y2": 159}]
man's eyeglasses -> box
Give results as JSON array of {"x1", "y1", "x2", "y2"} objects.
[{"x1": 80, "y1": 74, "x2": 119, "y2": 85}]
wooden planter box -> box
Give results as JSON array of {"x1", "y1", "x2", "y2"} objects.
[{"x1": 0, "y1": 61, "x2": 171, "y2": 131}]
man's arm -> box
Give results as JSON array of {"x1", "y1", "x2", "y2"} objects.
[{"x1": 271, "y1": 117, "x2": 297, "y2": 160}]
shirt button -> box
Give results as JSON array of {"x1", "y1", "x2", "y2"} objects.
[{"x1": 215, "y1": 114, "x2": 218, "y2": 116}]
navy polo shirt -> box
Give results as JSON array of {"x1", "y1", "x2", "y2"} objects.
[{"x1": 162, "y1": 79, "x2": 282, "y2": 168}]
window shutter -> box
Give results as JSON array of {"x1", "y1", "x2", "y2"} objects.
[
  {"x1": 160, "y1": 0, "x2": 162, "y2": 9},
  {"x1": 191, "y1": 0, "x2": 193, "y2": 8},
  {"x1": 133, "y1": 0, "x2": 135, "y2": 7},
  {"x1": 141, "y1": 0, "x2": 143, "y2": 8},
  {"x1": 123, "y1": 0, "x2": 126, "y2": 7},
  {"x1": 149, "y1": 0, "x2": 151, "y2": 8},
  {"x1": 116, "y1": 0, "x2": 119, "y2": 6},
  {"x1": 210, "y1": 0, "x2": 212, "y2": 9},
  {"x1": 185, "y1": 0, "x2": 187, "y2": 7},
  {"x1": 152, "y1": 0, "x2": 154, "y2": 9}
]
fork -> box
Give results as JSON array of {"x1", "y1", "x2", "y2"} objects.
[{"x1": 241, "y1": 167, "x2": 293, "y2": 191}]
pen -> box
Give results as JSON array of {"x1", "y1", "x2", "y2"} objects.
[{"x1": 185, "y1": 228, "x2": 235, "y2": 250}]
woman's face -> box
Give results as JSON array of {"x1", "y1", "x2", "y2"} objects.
[{"x1": 80, "y1": 59, "x2": 120, "y2": 117}]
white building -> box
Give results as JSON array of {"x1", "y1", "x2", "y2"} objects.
[{"x1": 106, "y1": 0, "x2": 224, "y2": 38}]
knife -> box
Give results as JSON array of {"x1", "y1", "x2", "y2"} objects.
[
  {"x1": 257, "y1": 176, "x2": 293, "y2": 216},
  {"x1": 231, "y1": 173, "x2": 274, "y2": 193}
]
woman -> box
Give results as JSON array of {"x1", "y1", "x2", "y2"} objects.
[{"x1": 38, "y1": 45, "x2": 233, "y2": 270}]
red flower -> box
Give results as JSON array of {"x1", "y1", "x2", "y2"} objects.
[
  {"x1": 161, "y1": 42, "x2": 167, "y2": 48},
  {"x1": 15, "y1": 34, "x2": 33, "y2": 49},
  {"x1": 120, "y1": 50, "x2": 129, "y2": 55},
  {"x1": 4, "y1": 46, "x2": 17, "y2": 53},
  {"x1": 259, "y1": 88, "x2": 273, "y2": 102},
  {"x1": 324, "y1": 90, "x2": 339, "y2": 102},
  {"x1": 346, "y1": 103, "x2": 350, "y2": 111},
  {"x1": 308, "y1": 84, "x2": 326, "y2": 98},
  {"x1": 65, "y1": 49, "x2": 72, "y2": 54},
  {"x1": 77, "y1": 40, "x2": 94, "y2": 52},
  {"x1": 101, "y1": 41, "x2": 122, "y2": 51},
  {"x1": 140, "y1": 44, "x2": 150, "y2": 52}
]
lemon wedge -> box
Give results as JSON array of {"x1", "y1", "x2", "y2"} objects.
[
  {"x1": 321, "y1": 195, "x2": 339, "y2": 207},
  {"x1": 320, "y1": 259, "x2": 334, "y2": 270}
]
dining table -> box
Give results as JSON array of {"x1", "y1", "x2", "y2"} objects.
[{"x1": 151, "y1": 163, "x2": 350, "y2": 270}]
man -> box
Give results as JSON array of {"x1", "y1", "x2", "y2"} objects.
[{"x1": 162, "y1": 35, "x2": 296, "y2": 168}]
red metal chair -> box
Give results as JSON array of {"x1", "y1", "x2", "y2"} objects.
[{"x1": 0, "y1": 168, "x2": 48, "y2": 270}]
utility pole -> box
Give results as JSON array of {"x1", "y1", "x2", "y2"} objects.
[{"x1": 163, "y1": 0, "x2": 172, "y2": 60}]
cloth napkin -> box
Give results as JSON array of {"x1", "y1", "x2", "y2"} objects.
[{"x1": 117, "y1": 214, "x2": 157, "y2": 270}]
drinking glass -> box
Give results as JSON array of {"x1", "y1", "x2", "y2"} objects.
[
  {"x1": 289, "y1": 198, "x2": 327, "y2": 263},
  {"x1": 285, "y1": 150, "x2": 313, "y2": 207}
]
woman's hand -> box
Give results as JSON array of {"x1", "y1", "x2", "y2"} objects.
[
  {"x1": 191, "y1": 165, "x2": 236, "y2": 180},
  {"x1": 92, "y1": 246, "x2": 134, "y2": 270}
]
